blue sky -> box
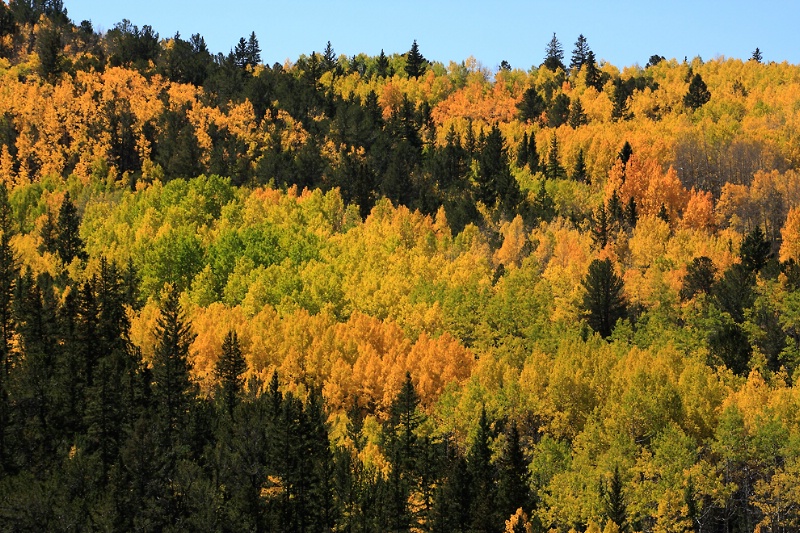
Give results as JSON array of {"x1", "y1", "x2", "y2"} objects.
[{"x1": 65, "y1": 1, "x2": 799, "y2": 70}]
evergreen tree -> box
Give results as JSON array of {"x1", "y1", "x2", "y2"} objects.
[
  {"x1": 584, "y1": 50, "x2": 603, "y2": 91},
  {"x1": 516, "y1": 131, "x2": 529, "y2": 169},
  {"x1": 468, "y1": 406, "x2": 497, "y2": 532},
  {"x1": 527, "y1": 131, "x2": 540, "y2": 172},
  {"x1": 322, "y1": 40, "x2": 337, "y2": 73},
  {"x1": 376, "y1": 49, "x2": 389, "y2": 78},
  {"x1": 532, "y1": 180, "x2": 556, "y2": 222},
  {"x1": 543, "y1": 33, "x2": 565, "y2": 71},
  {"x1": 739, "y1": 226, "x2": 771, "y2": 274},
  {"x1": 568, "y1": 97, "x2": 588, "y2": 128},
  {"x1": 477, "y1": 124, "x2": 520, "y2": 211},
  {"x1": 571, "y1": 148, "x2": 588, "y2": 182},
  {"x1": 624, "y1": 196, "x2": 638, "y2": 229},
  {"x1": 405, "y1": 40, "x2": 427, "y2": 79},
  {"x1": 545, "y1": 134, "x2": 565, "y2": 180},
  {"x1": 496, "y1": 420, "x2": 530, "y2": 520},
  {"x1": 684, "y1": 73, "x2": 711, "y2": 110},
  {"x1": 517, "y1": 87, "x2": 545, "y2": 123},
  {"x1": 607, "y1": 189, "x2": 624, "y2": 228},
  {"x1": 657, "y1": 203, "x2": 670, "y2": 224},
  {"x1": 56, "y1": 192, "x2": 87, "y2": 264},
  {"x1": 591, "y1": 204, "x2": 610, "y2": 249},
  {"x1": 151, "y1": 283, "x2": 197, "y2": 450},
  {"x1": 570, "y1": 34, "x2": 590, "y2": 71},
  {"x1": 681, "y1": 256, "x2": 717, "y2": 301},
  {"x1": 611, "y1": 78, "x2": 630, "y2": 121},
  {"x1": 582, "y1": 258, "x2": 627, "y2": 338},
  {"x1": 215, "y1": 330, "x2": 247, "y2": 415},
  {"x1": 646, "y1": 54, "x2": 665, "y2": 68},
  {"x1": 751, "y1": 47, "x2": 762, "y2": 63},
  {"x1": 601, "y1": 466, "x2": 628, "y2": 532},
  {"x1": 618, "y1": 141, "x2": 633, "y2": 168},
  {"x1": 0, "y1": 182, "x2": 16, "y2": 472},
  {"x1": 547, "y1": 93, "x2": 571, "y2": 127}
]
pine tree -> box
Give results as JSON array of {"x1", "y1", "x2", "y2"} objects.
[
  {"x1": 624, "y1": 196, "x2": 638, "y2": 229},
  {"x1": 739, "y1": 226, "x2": 771, "y2": 273},
  {"x1": 684, "y1": 73, "x2": 711, "y2": 110},
  {"x1": 680, "y1": 256, "x2": 716, "y2": 301},
  {"x1": 246, "y1": 31, "x2": 261, "y2": 67},
  {"x1": 56, "y1": 192, "x2": 87, "y2": 264},
  {"x1": 611, "y1": 78, "x2": 630, "y2": 121},
  {"x1": 496, "y1": 420, "x2": 530, "y2": 520},
  {"x1": 517, "y1": 87, "x2": 545, "y2": 123},
  {"x1": 478, "y1": 124, "x2": 520, "y2": 211},
  {"x1": 527, "y1": 131, "x2": 540, "y2": 172},
  {"x1": 376, "y1": 49, "x2": 389, "y2": 78},
  {"x1": 215, "y1": 330, "x2": 247, "y2": 415},
  {"x1": 545, "y1": 134, "x2": 565, "y2": 180},
  {"x1": 322, "y1": 40, "x2": 337, "y2": 73},
  {"x1": 571, "y1": 148, "x2": 588, "y2": 182},
  {"x1": 584, "y1": 50, "x2": 603, "y2": 91},
  {"x1": 601, "y1": 466, "x2": 628, "y2": 532},
  {"x1": 570, "y1": 34, "x2": 590, "y2": 71},
  {"x1": 405, "y1": 40, "x2": 427, "y2": 79},
  {"x1": 151, "y1": 283, "x2": 197, "y2": 449},
  {"x1": 517, "y1": 131, "x2": 529, "y2": 168},
  {"x1": 468, "y1": 406, "x2": 497, "y2": 532},
  {"x1": 582, "y1": 258, "x2": 627, "y2": 338},
  {"x1": 568, "y1": 97, "x2": 588, "y2": 128},
  {"x1": 592, "y1": 204, "x2": 610, "y2": 249},
  {"x1": 0, "y1": 182, "x2": 16, "y2": 471},
  {"x1": 547, "y1": 93, "x2": 571, "y2": 127},
  {"x1": 607, "y1": 189, "x2": 624, "y2": 228},
  {"x1": 751, "y1": 47, "x2": 762, "y2": 63},
  {"x1": 543, "y1": 33, "x2": 564, "y2": 71},
  {"x1": 618, "y1": 141, "x2": 633, "y2": 168}
]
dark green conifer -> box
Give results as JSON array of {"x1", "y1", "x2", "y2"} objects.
[
  {"x1": 543, "y1": 33, "x2": 564, "y2": 71},
  {"x1": 582, "y1": 258, "x2": 627, "y2": 338},
  {"x1": 405, "y1": 40, "x2": 427, "y2": 79},
  {"x1": 684, "y1": 73, "x2": 711, "y2": 110}
]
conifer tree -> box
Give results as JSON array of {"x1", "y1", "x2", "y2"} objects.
[
  {"x1": 568, "y1": 97, "x2": 588, "y2": 128},
  {"x1": 496, "y1": 420, "x2": 530, "y2": 520},
  {"x1": 751, "y1": 47, "x2": 762, "y2": 63},
  {"x1": 545, "y1": 134, "x2": 565, "y2": 180},
  {"x1": 215, "y1": 330, "x2": 246, "y2": 415},
  {"x1": 518, "y1": 87, "x2": 545, "y2": 123},
  {"x1": 591, "y1": 204, "x2": 610, "y2": 249},
  {"x1": 517, "y1": 131, "x2": 529, "y2": 169},
  {"x1": 601, "y1": 466, "x2": 628, "y2": 532},
  {"x1": 322, "y1": 40, "x2": 337, "y2": 73},
  {"x1": 151, "y1": 283, "x2": 197, "y2": 449},
  {"x1": 376, "y1": 49, "x2": 389, "y2": 78},
  {"x1": 468, "y1": 406, "x2": 497, "y2": 532},
  {"x1": 547, "y1": 93, "x2": 571, "y2": 127},
  {"x1": 0, "y1": 182, "x2": 16, "y2": 471},
  {"x1": 56, "y1": 192, "x2": 87, "y2": 264},
  {"x1": 684, "y1": 73, "x2": 711, "y2": 110},
  {"x1": 582, "y1": 258, "x2": 627, "y2": 338},
  {"x1": 543, "y1": 33, "x2": 564, "y2": 71},
  {"x1": 584, "y1": 50, "x2": 603, "y2": 91},
  {"x1": 405, "y1": 40, "x2": 427, "y2": 79},
  {"x1": 570, "y1": 34, "x2": 590, "y2": 71},
  {"x1": 624, "y1": 196, "x2": 638, "y2": 229},
  {"x1": 571, "y1": 148, "x2": 588, "y2": 182},
  {"x1": 527, "y1": 131, "x2": 540, "y2": 172},
  {"x1": 680, "y1": 256, "x2": 716, "y2": 301}
]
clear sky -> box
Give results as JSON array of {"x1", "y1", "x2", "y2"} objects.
[{"x1": 64, "y1": 1, "x2": 800, "y2": 70}]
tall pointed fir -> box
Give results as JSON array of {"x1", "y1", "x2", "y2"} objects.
[
  {"x1": 468, "y1": 406, "x2": 498, "y2": 532},
  {"x1": 581, "y1": 258, "x2": 627, "y2": 338},
  {"x1": 0, "y1": 182, "x2": 15, "y2": 471},
  {"x1": 584, "y1": 50, "x2": 603, "y2": 91},
  {"x1": 151, "y1": 283, "x2": 197, "y2": 450},
  {"x1": 545, "y1": 134, "x2": 566, "y2": 180},
  {"x1": 376, "y1": 49, "x2": 389, "y2": 78},
  {"x1": 571, "y1": 148, "x2": 588, "y2": 183},
  {"x1": 215, "y1": 330, "x2": 246, "y2": 415},
  {"x1": 543, "y1": 33, "x2": 564, "y2": 71},
  {"x1": 56, "y1": 192, "x2": 87, "y2": 264},
  {"x1": 570, "y1": 34, "x2": 590, "y2": 71},
  {"x1": 405, "y1": 40, "x2": 427, "y2": 79}
]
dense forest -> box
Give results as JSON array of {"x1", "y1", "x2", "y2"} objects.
[{"x1": 2, "y1": 1, "x2": 800, "y2": 531}]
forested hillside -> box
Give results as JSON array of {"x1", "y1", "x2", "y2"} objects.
[{"x1": 2, "y1": 2, "x2": 800, "y2": 531}]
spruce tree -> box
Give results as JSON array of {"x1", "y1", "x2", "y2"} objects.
[
  {"x1": 584, "y1": 50, "x2": 603, "y2": 91},
  {"x1": 527, "y1": 130, "x2": 540, "y2": 172},
  {"x1": 543, "y1": 33, "x2": 564, "y2": 71},
  {"x1": 517, "y1": 131, "x2": 530, "y2": 168},
  {"x1": 518, "y1": 87, "x2": 545, "y2": 123},
  {"x1": 624, "y1": 196, "x2": 638, "y2": 229},
  {"x1": 468, "y1": 406, "x2": 497, "y2": 532},
  {"x1": 582, "y1": 258, "x2": 627, "y2": 338},
  {"x1": 751, "y1": 47, "x2": 762, "y2": 63},
  {"x1": 56, "y1": 192, "x2": 87, "y2": 264},
  {"x1": 0, "y1": 182, "x2": 16, "y2": 471},
  {"x1": 322, "y1": 40, "x2": 337, "y2": 73},
  {"x1": 571, "y1": 148, "x2": 588, "y2": 182},
  {"x1": 496, "y1": 420, "x2": 530, "y2": 520},
  {"x1": 151, "y1": 283, "x2": 197, "y2": 450},
  {"x1": 570, "y1": 34, "x2": 590, "y2": 71},
  {"x1": 215, "y1": 330, "x2": 247, "y2": 415},
  {"x1": 684, "y1": 73, "x2": 711, "y2": 110},
  {"x1": 591, "y1": 204, "x2": 610, "y2": 249},
  {"x1": 547, "y1": 93, "x2": 571, "y2": 127},
  {"x1": 376, "y1": 49, "x2": 389, "y2": 78},
  {"x1": 405, "y1": 40, "x2": 427, "y2": 79},
  {"x1": 601, "y1": 466, "x2": 628, "y2": 532},
  {"x1": 680, "y1": 256, "x2": 716, "y2": 301},
  {"x1": 545, "y1": 134, "x2": 565, "y2": 179},
  {"x1": 568, "y1": 97, "x2": 588, "y2": 128}
]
